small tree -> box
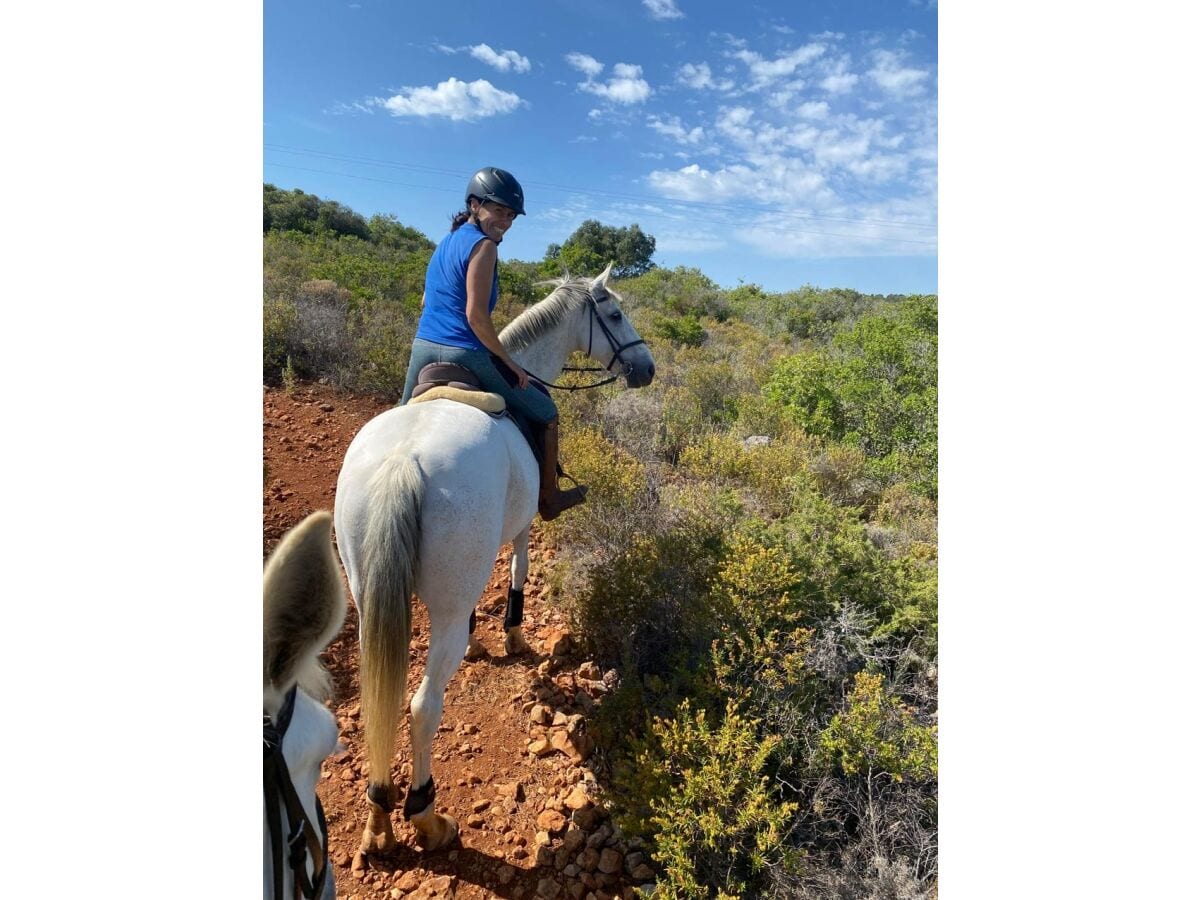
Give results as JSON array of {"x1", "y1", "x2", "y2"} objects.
[{"x1": 545, "y1": 219, "x2": 656, "y2": 278}]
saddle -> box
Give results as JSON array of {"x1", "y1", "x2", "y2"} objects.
[{"x1": 409, "y1": 363, "x2": 506, "y2": 414}]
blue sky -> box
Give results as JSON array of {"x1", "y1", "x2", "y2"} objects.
[{"x1": 265, "y1": 0, "x2": 937, "y2": 294}]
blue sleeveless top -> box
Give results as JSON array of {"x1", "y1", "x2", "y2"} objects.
[{"x1": 416, "y1": 222, "x2": 498, "y2": 351}]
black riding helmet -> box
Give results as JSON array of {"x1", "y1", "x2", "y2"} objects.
[{"x1": 466, "y1": 167, "x2": 526, "y2": 216}]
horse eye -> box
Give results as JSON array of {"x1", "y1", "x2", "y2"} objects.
[{"x1": 609, "y1": 312, "x2": 622, "y2": 322}]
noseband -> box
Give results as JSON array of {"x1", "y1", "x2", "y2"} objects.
[
  {"x1": 264, "y1": 684, "x2": 330, "y2": 900},
  {"x1": 534, "y1": 290, "x2": 647, "y2": 392}
]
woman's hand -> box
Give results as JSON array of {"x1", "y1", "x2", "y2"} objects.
[{"x1": 508, "y1": 359, "x2": 529, "y2": 389}]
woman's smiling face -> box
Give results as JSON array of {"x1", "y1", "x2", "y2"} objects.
[{"x1": 471, "y1": 199, "x2": 518, "y2": 242}]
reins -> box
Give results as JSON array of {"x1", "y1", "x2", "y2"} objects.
[
  {"x1": 529, "y1": 291, "x2": 646, "y2": 392},
  {"x1": 264, "y1": 684, "x2": 330, "y2": 900}
]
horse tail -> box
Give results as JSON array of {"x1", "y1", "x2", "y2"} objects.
[{"x1": 359, "y1": 451, "x2": 423, "y2": 790}]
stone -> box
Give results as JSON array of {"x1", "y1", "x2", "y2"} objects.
[
  {"x1": 577, "y1": 661, "x2": 601, "y2": 680},
  {"x1": 529, "y1": 737, "x2": 554, "y2": 756},
  {"x1": 571, "y1": 807, "x2": 601, "y2": 831},
  {"x1": 577, "y1": 848, "x2": 600, "y2": 872},
  {"x1": 597, "y1": 848, "x2": 622, "y2": 875},
  {"x1": 561, "y1": 828, "x2": 586, "y2": 855},
  {"x1": 537, "y1": 809, "x2": 568, "y2": 834},
  {"x1": 551, "y1": 728, "x2": 594, "y2": 764},
  {"x1": 498, "y1": 865, "x2": 518, "y2": 885},
  {"x1": 467, "y1": 814, "x2": 485, "y2": 828},
  {"x1": 407, "y1": 874, "x2": 457, "y2": 899},
  {"x1": 396, "y1": 870, "x2": 423, "y2": 892},
  {"x1": 472, "y1": 798, "x2": 491, "y2": 813},
  {"x1": 543, "y1": 628, "x2": 572, "y2": 656},
  {"x1": 624, "y1": 852, "x2": 644, "y2": 872},
  {"x1": 564, "y1": 786, "x2": 591, "y2": 810},
  {"x1": 530, "y1": 704, "x2": 553, "y2": 725},
  {"x1": 497, "y1": 781, "x2": 526, "y2": 802},
  {"x1": 631, "y1": 863, "x2": 655, "y2": 881},
  {"x1": 537, "y1": 877, "x2": 562, "y2": 899}
]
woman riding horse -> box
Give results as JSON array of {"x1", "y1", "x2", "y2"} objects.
[{"x1": 400, "y1": 167, "x2": 587, "y2": 521}]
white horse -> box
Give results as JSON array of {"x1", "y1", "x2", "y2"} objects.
[
  {"x1": 263, "y1": 512, "x2": 346, "y2": 900},
  {"x1": 334, "y1": 265, "x2": 655, "y2": 852}
]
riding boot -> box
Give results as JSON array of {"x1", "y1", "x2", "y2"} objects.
[{"x1": 538, "y1": 418, "x2": 588, "y2": 521}]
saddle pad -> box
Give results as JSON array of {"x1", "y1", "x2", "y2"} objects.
[{"x1": 408, "y1": 385, "x2": 506, "y2": 414}]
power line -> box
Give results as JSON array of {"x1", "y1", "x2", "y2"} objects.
[{"x1": 263, "y1": 143, "x2": 938, "y2": 235}]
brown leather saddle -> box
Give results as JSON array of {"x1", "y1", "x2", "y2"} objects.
[{"x1": 409, "y1": 363, "x2": 505, "y2": 414}]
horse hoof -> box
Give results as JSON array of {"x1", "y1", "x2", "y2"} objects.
[
  {"x1": 504, "y1": 627, "x2": 530, "y2": 656},
  {"x1": 465, "y1": 637, "x2": 489, "y2": 660},
  {"x1": 411, "y1": 808, "x2": 459, "y2": 851},
  {"x1": 360, "y1": 828, "x2": 396, "y2": 854}
]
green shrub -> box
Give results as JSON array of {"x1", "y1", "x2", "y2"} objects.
[
  {"x1": 818, "y1": 672, "x2": 937, "y2": 782},
  {"x1": 615, "y1": 701, "x2": 798, "y2": 899},
  {"x1": 652, "y1": 312, "x2": 708, "y2": 347}
]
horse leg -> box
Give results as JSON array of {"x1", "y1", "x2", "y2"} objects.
[
  {"x1": 465, "y1": 607, "x2": 488, "y2": 660},
  {"x1": 504, "y1": 527, "x2": 531, "y2": 655},
  {"x1": 405, "y1": 606, "x2": 471, "y2": 850}
]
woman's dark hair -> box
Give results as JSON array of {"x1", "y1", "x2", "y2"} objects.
[{"x1": 450, "y1": 208, "x2": 472, "y2": 232}]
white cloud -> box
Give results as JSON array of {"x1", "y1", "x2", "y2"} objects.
[
  {"x1": 647, "y1": 114, "x2": 704, "y2": 144},
  {"x1": 643, "y1": 0, "x2": 684, "y2": 20},
  {"x1": 868, "y1": 50, "x2": 929, "y2": 97},
  {"x1": 469, "y1": 43, "x2": 531, "y2": 73},
  {"x1": 647, "y1": 161, "x2": 831, "y2": 208},
  {"x1": 580, "y1": 62, "x2": 651, "y2": 104},
  {"x1": 565, "y1": 52, "x2": 604, "y2": 78},
  {"x1": 820, "y1": 71, "x2": 859, "y2": 94},
  {"x1": 798, "y1": 100, "x2": 829, "y2": 119},
  {"x1": 376, "y1": 78, "x2": 521, "y2": 121},
  {"x1": 732, "y1": 43, "x2": 826, "y2": 88},
  {"x1": 676, "y1": 62, "x2": 733, "y2": 91},
  {"x1": 677, "y1": 62, "x2": 712, "y2": 89}
]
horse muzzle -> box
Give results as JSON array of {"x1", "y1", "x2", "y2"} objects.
[{"x1": 624, "y1": 361, "x2": 655, "y2": 388}]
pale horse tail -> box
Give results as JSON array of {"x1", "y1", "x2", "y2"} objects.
[{"x1": 359, "y1": 451, "x2": 423, "y2": 788}]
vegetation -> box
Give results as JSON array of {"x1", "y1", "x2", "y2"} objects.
[
  {"x1": 545, "y1": 219, "x2": 657, "y2": 279},
  {"x1": 263, "y1": 185, "x2": 938, "y2": 897}
]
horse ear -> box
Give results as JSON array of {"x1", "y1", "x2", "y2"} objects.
[
  {"x1": 590, "y1": 261, "x2": 614, "y2": 299},
  {"x1": 263, "y1": 511, "x2": 346, "y2": 695}
]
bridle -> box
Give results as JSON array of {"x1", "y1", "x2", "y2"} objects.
[
  {"x1": 531, "y1": 288, "x2": 647, "y2": 392},
  {"x1": 264, "y1": 684, "x2": 330, "y2": 900}
]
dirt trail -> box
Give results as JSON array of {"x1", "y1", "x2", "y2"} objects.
[{"x1": 265, "y1": 385, "x2": 650, "y2": 900}]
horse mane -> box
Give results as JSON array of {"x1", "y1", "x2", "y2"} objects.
[{"x1": 499, "y1": 277, "x2": 594, "y2": 353}]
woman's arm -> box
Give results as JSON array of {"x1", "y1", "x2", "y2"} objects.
[{"x1": 465, "y1": 238, "x2": 529, "y2": 388}]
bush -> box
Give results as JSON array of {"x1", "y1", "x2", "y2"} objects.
[
  {"x1": 652, "y1": 312, "x2": 707, "y2": 347},
  {"x1": 818, "y1": 671, "x2": 937, "y2": 782},
  {"x1": 615, "y1": 701, "x2": 798, "y2": 899}
]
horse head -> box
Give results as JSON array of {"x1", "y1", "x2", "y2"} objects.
[
  {"x1": 263, "y1": 512, "x2": 345, "y2": 900},
  {"x1": 582, "y1": 262, "x2": 656, "y2": 388}
]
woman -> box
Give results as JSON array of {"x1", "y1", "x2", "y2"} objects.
[{"x1": 400, "y1": 166, "x2": 587, "y2": 521}]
